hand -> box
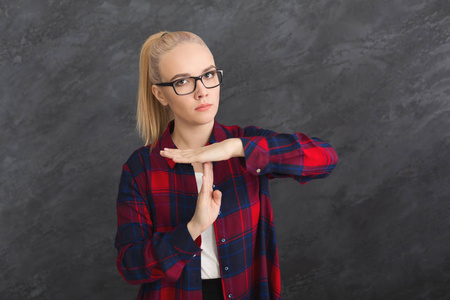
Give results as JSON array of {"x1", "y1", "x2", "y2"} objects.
[
  {"x1": 160, "y1": 138, "x2": 244, "y2": 164},
  {"x1": 187, "y1": 162, "x2": 222, "y2": 240}
]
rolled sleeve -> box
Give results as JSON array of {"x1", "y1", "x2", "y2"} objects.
[
  {"x1": 240, "y1": 126, "x2": 338, "y2": 183},
  {"x1": 154, "y1": 223, "x2": 202, "y2": 262},
  {"x1": 239, "y1": 136, "x2": 270, "y2": 175}
]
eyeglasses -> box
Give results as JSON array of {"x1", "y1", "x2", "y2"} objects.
[{"x1": 155, "y1": 69, "x2": 223, "y2": 96}]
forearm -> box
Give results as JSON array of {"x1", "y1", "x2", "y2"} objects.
[
  {"x1": 240, "y1": 126, "x2": 338, "y2": 181},
  {"x1": 187, "y1": 221, "x2": 203, "y2": 240},
  {"x1": 227, "y1": 138, "x2": 245, "y2": 158},
  {"x1": 116, "y1": 223, "x2": 202, "y2": 284}
]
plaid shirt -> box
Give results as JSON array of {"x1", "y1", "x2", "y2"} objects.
[{"x1": 115, "y1": 119, "x2": 338, "y2": 300}]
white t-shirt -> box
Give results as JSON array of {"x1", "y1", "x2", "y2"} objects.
[{"x1": 194, "y1": 172, "x2": 221, "y2": 279}]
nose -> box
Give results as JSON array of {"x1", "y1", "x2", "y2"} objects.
[{"x1": 194, "y1": 78, "x2": 208, "y2": 100}]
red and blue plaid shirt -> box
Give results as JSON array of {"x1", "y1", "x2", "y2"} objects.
[{"x1": 115, "y1": 119, "x2": 338, "y2": 299}]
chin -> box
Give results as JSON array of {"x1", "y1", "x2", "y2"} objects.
[
  {"x1": 196, "y1": 115, "x2": 216, "y2": 125},
  {"x1": 194, "y1": 111, "x2": 217, "y2": 125}
]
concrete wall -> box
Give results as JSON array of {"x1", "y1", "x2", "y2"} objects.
[{"x1": 1, "y1": 0, "x2": 449, "y2": 299}]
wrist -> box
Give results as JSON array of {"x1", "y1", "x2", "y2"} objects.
[
  {"x1": 187, "y1": 221, "x2": 202, "y2": 240},
  {"x1": 229, "y1": 138, "x2": 244, "y2": 157}
]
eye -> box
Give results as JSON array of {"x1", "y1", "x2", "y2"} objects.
[
  {"x1": 203, "y1": 71, "x2": 215, "y2": 79},
  {"x1": 174, "y1": 78, "x2": 188, "y2": 86}
]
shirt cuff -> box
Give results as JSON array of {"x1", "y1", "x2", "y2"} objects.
[
  {"x1": 168, "y1": 223, "x2": 202, "y2": 260},
  {"x1": 239, "y1": 136, "x2": 270, "y2": 175}
]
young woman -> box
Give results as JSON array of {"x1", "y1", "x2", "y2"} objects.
[{"x1": 114, "y1": 31, "x2": 338, "y2": 300}]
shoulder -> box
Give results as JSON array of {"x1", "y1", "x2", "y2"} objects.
[
  {"x1": 123, "y1": 143, "x2": 170, "y2": 172},
  {"x1": 122, "y1": 145, "x2": 151, "y2": 173},
  {"x1": 217, "y1": 123, "x2": 244, "y2": 137},
  {"x1": 216, "y1": 121, "x2": 276, "y2": 138}
]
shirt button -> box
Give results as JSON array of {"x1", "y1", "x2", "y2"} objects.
[
  {"x1": 228, "y1": 294, "x2": 232, "y2": 298},
  {"x1": 212, "y1": 184, "x2": 216, "y2": 188},
  {"x1": 193, "y1": 254, "x2": 196, "y2": 257},
  {"x1": 256, "y1": 168, "x2": 261, "y2": 173},
  {"x1": 224, "y1": 266, "x2": 229, "y2": 271},
  {"x1": 221, "y1": 238, "x2": 226, "y2": 243}
]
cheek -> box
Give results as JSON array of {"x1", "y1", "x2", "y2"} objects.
[
  {"x1": 168, "y1": 101, "x2": 188, "y2": 114},
  {"x1": 166, "y1": 94, "x2": 188, "y2": 111},
  {"x1": 211, "y1": 88, "x2": 221, "y2": 103}
]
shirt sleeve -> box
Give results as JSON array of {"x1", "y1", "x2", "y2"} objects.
[
  {"x1": 114, "y1": 158, "x2": 202, "y2": 284},
  {"x1": 238, "y1": 125, "x2": 338, "y2": 184}
]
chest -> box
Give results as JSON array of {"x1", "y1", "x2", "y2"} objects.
[{"x1": 147, "y1": 157, "x2": 261, "y2": 232}]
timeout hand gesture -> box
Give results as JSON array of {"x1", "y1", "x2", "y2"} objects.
[{"x1": 161, "y1": 139, "x2": 244, "y2": 240}]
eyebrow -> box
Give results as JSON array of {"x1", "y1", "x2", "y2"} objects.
[{"x1": 168, "y1": 65, "x2": 216, "y2": 82}]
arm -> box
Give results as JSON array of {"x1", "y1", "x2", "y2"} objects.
[
  {"x1": 160, "y1": 126, "x2": 338, "y2": 184},
  {"x1": 239, "y1": 125, "x2": 338, "y2": 183},
  {"x1": 114, "y1": 161, "x2": 202, "y2": 285}
]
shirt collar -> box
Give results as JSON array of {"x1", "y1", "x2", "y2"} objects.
[{"x1": 155, "y1": 119, "x2": 228, "y2": 169}]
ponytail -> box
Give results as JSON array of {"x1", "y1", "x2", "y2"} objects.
[{"x1": 136, "y1": 31, "x2": 172, "y2": 150}]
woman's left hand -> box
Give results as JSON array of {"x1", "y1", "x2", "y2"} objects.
[{"x1": 160, "y1": 138, "x2": 244, "y2": 163}]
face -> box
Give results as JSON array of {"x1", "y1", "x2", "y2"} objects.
[{"x1": 152, "y1": 43, "x2": 220, "y2": 128}]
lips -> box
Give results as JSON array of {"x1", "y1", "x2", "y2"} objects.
[{"x1": 195, "y1": 103, "x2": 213, "y2": 111}]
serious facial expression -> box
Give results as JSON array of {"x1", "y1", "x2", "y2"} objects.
[{"x1": 152, "y1": 43, "x2": 220, "y2": 128}]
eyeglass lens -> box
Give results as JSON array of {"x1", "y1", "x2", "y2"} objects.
[{"x1": 173, "y1": 70, "x2": 222, "y2": 95}]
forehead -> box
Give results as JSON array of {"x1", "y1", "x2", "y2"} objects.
[{"x1": 159, "y1": 43, "x2": 215, "y2": 80}]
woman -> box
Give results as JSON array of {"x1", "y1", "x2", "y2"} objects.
[{"x1": 114, "y1": 31, "x2": 338, "y2": 300}]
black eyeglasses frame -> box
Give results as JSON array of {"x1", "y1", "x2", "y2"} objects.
[{"x1": 155, "y1": 69, "x2": 223, "y2": 96}]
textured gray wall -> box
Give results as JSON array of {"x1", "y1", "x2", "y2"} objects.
[{"x1": 1, "y1": 0, "x2": 449, "y2": 299}]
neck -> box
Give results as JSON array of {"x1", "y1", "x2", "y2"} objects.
[{"x1": 171, "y1": 119, "x2": 214, "y2": 149}]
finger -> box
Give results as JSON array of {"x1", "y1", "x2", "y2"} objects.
[
  {"x1": 160, "y1": 148, "x2": 176, "y2": 158},
  {"x1": 161, "y1": 148, "x2": 181, "y2": 156},
  {"x1": 162, "y1": 149, "x2": 203, "y2": 164},
  {"x1": 172, "y1": 156, "x2": 194, "y2": 164},
  {"x1": 203, "y1": 161, "x2": 211, "y2": 175},
  {"x1": 161, "y1": 150, "x2": 193, "y2": 163},
  {"x1": 202, "y1": 162, "x2": 212, "y2": 188},
  {"x1": 212, "y1": 190, "x2": 222, "y2": 206},
  {"x1": 203, "y1": 162, "x2": 214, "y2": 192},
  {"x1": 205, "y1": 162, "x2": 214, "y2": 182}
]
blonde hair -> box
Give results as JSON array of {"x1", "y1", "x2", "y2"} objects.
[{"x1": 136, "y1": 31, "x2": 207, "y2": 150}]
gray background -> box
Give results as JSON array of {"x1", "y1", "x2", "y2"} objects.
[{"x1": 1, "y1": 0, "x2": 449, "y2": 299}]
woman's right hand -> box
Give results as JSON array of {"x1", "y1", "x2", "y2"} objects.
[{"x1": 187, "y1": 162, "x2": 222, "y2": 240}]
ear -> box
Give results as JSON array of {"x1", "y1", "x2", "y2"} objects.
[{"x1": 152, "y1": 85, "x2": 169, "y2": 106}]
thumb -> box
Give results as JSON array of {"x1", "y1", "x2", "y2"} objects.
[{"x1": 212, "y1": 190, "x2": 222, "y2": 205}]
